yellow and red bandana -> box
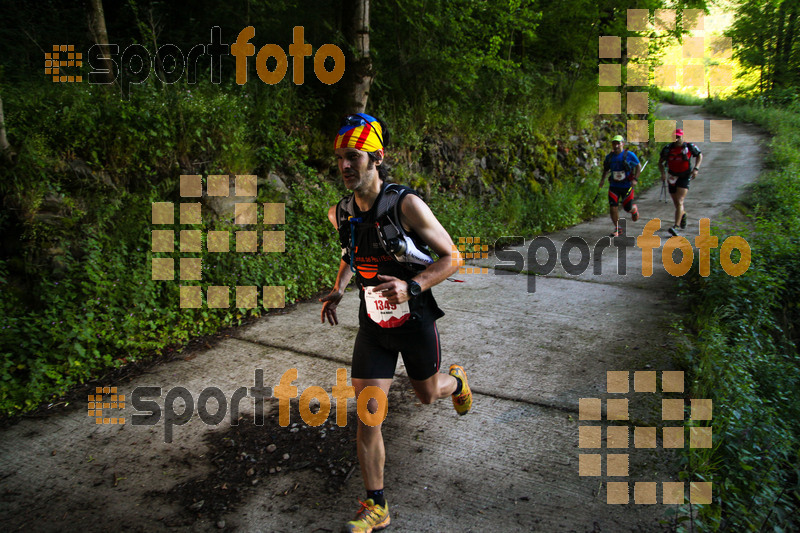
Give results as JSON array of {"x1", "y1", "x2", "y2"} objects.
[{"x1": 334, "y1": 113, "x2": 384, "y2": 153}]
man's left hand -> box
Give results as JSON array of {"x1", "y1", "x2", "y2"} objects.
[{"x1": 373, "y1": 274, "x2": 411, "y2": 305}]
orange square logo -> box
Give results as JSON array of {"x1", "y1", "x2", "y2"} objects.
[{"x1": 88, "y1": 387, "x2": 125, "y2": 424}]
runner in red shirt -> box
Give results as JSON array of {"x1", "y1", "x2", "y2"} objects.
[{"x1": 659, "y1": 128, "x2": 703, "y2": 236}]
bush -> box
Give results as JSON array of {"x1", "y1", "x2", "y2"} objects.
[
  {"x1": 0, "y1": 67, "x2": 656, "y2": 416},
  {"x1": 673, "y1": 98, "x2": 800, "y2": 532}
]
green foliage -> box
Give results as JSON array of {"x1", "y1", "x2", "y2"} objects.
[
  {"x1": 675, "y1": 98, "x2": 800, "y2": 532},
  {"x1": 0, "y1": 78, "x2": 337, "y2": 414},
  {"x1": 370, "y1": 0, "x2": 687, "y2": 140},
  {"x1": 0, "y1": 0, "x2": 674, "y2": 418},
  {"x1": 3, "y1": 80, "x2": 316, "y2": 186},
  {"x1": 653, "y1": 87, "x2": 707, "y2": 106},
  {"x1": 0, "y1": 171, "x2": 342, "y2": 414},
  {"x1": 726, "y1": 0, "x2": 800, "y2": 95}
]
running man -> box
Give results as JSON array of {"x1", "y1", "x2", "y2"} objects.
[
  {"x1": 319, "y1": 113, "x2": 472, "y2": 533},
  {"x1": 599, "y1": 134, "x2": 642, "y2": 236},
  {"x1": 659, "y1": 128, "x2": 703, "y2": 236}
]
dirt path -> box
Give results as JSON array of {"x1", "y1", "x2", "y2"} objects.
[{"x1": 0, "y1": 105, "x2": 766, "y2": 532}]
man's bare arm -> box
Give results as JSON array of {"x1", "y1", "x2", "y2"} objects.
[
  {"x1": 694, "y1": 152, "x2": 703, "y2": 171},
  {"x1": 599, "y1": 169, "x2": 609, "y2": 188},
  {"x1": 373, "y1": 195, "x2": 463, "y2": 304},
  {"x1": 320, "y1": 205, "x2": 354, "y2": 325},
  {"x1": 401, "y1": 195, "x2": 462, "y2": 290}
]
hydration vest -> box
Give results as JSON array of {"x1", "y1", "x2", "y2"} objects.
[
  {"x1": 604, "y1": 149, "x2": 636, "y2": 180},
  {"x1": 336, "y1": 183, "x2": 434, "y2": 273},
  {"x1": 665, "y1": 143, "x2": 694, "y2": 173}
]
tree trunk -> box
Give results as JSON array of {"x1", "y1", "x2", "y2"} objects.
[
  {"x1": 0, "y1": 92, "x2": 10, "y2": 157},
  {"x1": 88, "y1": 0, "x2": 115, "y2": 84},
  {"x1": 774, "y1": 1, "x2": 787, "y2": 89},
  {"x1": 339, "y1": 0, "x2": 373, "y2": 114},
  {"x1": 782, "y1": 3, "x2": 798, "y2": 87}
]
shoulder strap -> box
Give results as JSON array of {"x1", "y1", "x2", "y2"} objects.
[
  {"x1": 376, "y1": 184, "x2": 433, "y2": 271},
  {"x1": 336, "y1": 183, "x2": 410, "y2": 232},
  {"x1": 336, "y1": 194, "x2": 355, "y2": 228},
  {"x1": 335, "y1": 194, "x2": 356, "y2": 252},
  {"x1": 668, "y1": 142, "x2": 688, "y2": 159},
  {"x1": 622, "y1": 148, "x2": 632, "y2": 172},
  {"x1": 374, "y1": 183, "x2": 415, "y2": 221}
]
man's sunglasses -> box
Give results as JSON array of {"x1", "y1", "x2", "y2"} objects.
[{"x1": 341, "y1": 114, "x2": 384, "y2": 147}]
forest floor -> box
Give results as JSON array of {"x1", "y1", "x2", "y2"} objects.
[{"x1": 0, "y1": 104, "x2": 766, "y2": 532}]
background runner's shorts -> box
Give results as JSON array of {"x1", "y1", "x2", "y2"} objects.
[
  {"x1": 352, "y1": 321, "x2": 441, "y2": 381},
  {"x1": 608, "y1": 186, "x2": 634, "y2": 208},
  {"x1": 668, "y1": 172, "x2": 692, "y2": 193}
]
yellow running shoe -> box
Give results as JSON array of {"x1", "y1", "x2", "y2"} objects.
[
  {"x1": 345, "y1": 499, "x2": 390, "y2": 533},
  {"x1": 449, "y1": 365, "x2": 472, "y2": 415}
]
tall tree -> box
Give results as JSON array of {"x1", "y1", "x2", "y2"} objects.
[
  {"x1": 88, "y1": 0, "x2": 115, "y2": 84},
  {"x1": 339, "y1": 0, "x2": 373, "y2": 114},
  {"x1": 773, "y1": 0, "x2": 798, "y2": 89},
  {"x1": 728, "y1": 0, "x2": 800, "y2": 94},
  {"x1": 0, "y1": 92, "x2": 10, "y2": 160}
]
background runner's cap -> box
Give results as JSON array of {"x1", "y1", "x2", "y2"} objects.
[
  {"x1": 612, "y1": 135, "x2": 624, "y2": 142},
  {"x1": 675, "y1": 128, "x2": 684, "y2": 136}
]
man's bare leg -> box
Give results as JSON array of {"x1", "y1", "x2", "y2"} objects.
[
  {"x1": 409, "y1": 372, "x2": 458, "y2": 404},
  {"x1": 352, "y1": 378, "x2": 393, "y2": 492},
  {"x1": 671, "y1": 187, "x2": 688, "y2": 227}
]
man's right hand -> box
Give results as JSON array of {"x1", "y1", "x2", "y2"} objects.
[{"x1": 320, "y1": 289, "x2": 344, "y2": 325}]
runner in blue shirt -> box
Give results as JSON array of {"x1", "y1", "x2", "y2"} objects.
[{"x1": 598, "y1": 135, "x2": 642, "y2": 236}]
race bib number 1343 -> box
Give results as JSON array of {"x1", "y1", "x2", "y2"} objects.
[{"x1": 364, "y1": 287, "x2": 411, "y2": 328}]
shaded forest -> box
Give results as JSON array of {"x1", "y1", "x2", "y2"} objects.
[
  {"x1": 4, "y1": 1, "x2": 800, "y2": 531},
  {"x1": 1, "y1": 0, "x2": 708, "y2": 414}
]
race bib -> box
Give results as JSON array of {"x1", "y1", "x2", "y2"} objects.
[
  {"x1": 667, "y1": 175, "x2": 678, "y2": 185},
  {"x1": 612, "y1": 170, "x2": 626, "y2": 182},
  {"x1": 364, "y1": 287, "x2": 411, "y2": 328}
]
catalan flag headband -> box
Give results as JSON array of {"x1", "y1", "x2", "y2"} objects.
[{"x1": 334, "y1": 113, "x2": 384, "y2": 153}]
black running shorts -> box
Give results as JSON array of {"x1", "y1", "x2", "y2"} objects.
[
  {"x1": 668, "y1": 172, "x2": 691, "y2": 193},
  {"x1": 608, "y1": 186, "x2": 634, "y2": 210},
  {"x1": 352, "y1": 321, "x2": 441, "y2": 381}
]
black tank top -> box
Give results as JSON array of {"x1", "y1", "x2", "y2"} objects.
[{"x1": 350, "y1": 185, "x2": 444, "y2": 329}]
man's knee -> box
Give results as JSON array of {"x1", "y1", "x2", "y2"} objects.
[{"x1": 358, "y1": 418, "x2": 384, "y2": 437}]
